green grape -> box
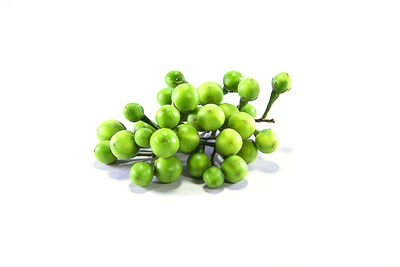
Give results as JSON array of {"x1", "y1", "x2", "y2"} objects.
[
  {"x1": 174, "y1": 124, "x2": 200, "y2": 153},
  {"x1": 155, "y1": 105, "x2": 180, "y2": 129},
  {"x1": 94, "y1": 140, "x2": 117, "y2": 164},
  {"x1": 198, "y1": 81, "x2": 224, "y2": 105},
  {"x1": 255, "y1": 129, "x2": 279, "y2": 153},
  {"x1": 133, "y1": 121, "x2": 156, "y2": 133},
  {"x1": 150, "y1": 128, "x2": 179, "y2": 158},
  {"x1": 157, "y1": 87, "x2": 174, "y2": 105},
  {"x1": 221, "y1": 155, "x2": 248, "y2": 183},
  {"x1": 110, "y1": 130, "x2": 139, "y2": 160},
  {"x1": 165, "y1": 70, "x2": 186, "y2": 88},
  {"x1": 272, "y1": 72, "x2": 291, "y2": 94},
  {"x1": 97, "y1": 120, "x2": 126, "y2": 141},
  {"x1": 171, "y1": 83, "x2": 199, "y2": 112},
  {"x1": 203, "y1": 166, "x2": 224, "y2": 188},
  {"x1": 223, "y1": 71, "x2": 243, "y2": 92},
  {"x1": 129, "y1": 162, "x2": 154, "y2": 187},
  {"x1": 215, "y1": 128, "x2": 243, "y2": 156},
  {"x1": 219, "y1": 103, "x2": 239, "y2": 126},
  {"x1": 238, "y1": 78, "x2": 260, "y2": 101},
  {"x1": 187, "y1": 152, "x2": 211, "y2": 177},
  {"x1": 123, "y1": 103, "x2": 144, "y2": 122},
  {"x1": 187, "y1": 107, "x2": 204, "y2": 131},
  {"x1": 197, "y1": 104, "x2": 225, "y2": 131},
  {"x1": 228, "y1": 112, "x2": 256, "y2": 139},
  {"x1": 134, "y1": 127, "x2": 153, "y2": 147},
  {"x1": 155, "y1": 156, "x2": 182, "y2": 183},
  {"x1": 236, "y1": 139, "x2": 258, "y2": 164},
  {"x1": 240, "y1": 104, "x2": 257, "y2": 118}
]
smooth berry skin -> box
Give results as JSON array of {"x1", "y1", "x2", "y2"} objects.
[
  {"x1": 215, "y1": 128, "x2": 243, "y2": 156},
  {"x1": 123, "y1": 103, "x2": 144, "y2": 122},
  {"x1": 172, "y1": 84, "x2": 199, "y2": 112},
  {"x1": 240, "y1": 104, "x2": 257, "y2": 118},
  {"x1": 237, "y1": 139, "x2": 258, "y2": 164},
  {"x1": 155, "y1": 105, "x2": 180, "y2": 129},
  {"x1": 134, "y1": 127, "x2": 153, "y2": 147},
  {"x1": 94, "y1": 140, "x2": 117, "y2": 165},
  {"x1": 221, "y1": 155, "x2": 248, "y2": 183},
  {"x1": 219, "y1": 103, "x2": 239, "y2": 126},
  {"x1": 129, "y1": 162, "x2": 154, "y2": 187},
  {"x1": 109, "y1": 130, "x2": 139, "y2": 160},
  {"x1": 174, "y1": 124, "x2": 200, "y2": 153},
  {"x1": 133, "y1": 121, "x2": 156, "y2": 133},
  {"x1": 198, "y1": 81, "x2": 224, "y2": 105},
  {"x1": 238, "y1": 78, "x2": 260, "y2": 101},
  {"x1": 272, "y1": 72, "x2": 291, "y2": 94},
  {"x1": 97, "y1": 120, "x2": 125, "y2": 141},
  {"x1": 154, "y1": 156, "x2": 182, "y2": 183},
  {"x1": 228, "y1": 112, "x2": 256, "y2": 140},
  {"x1": 197, "y1": 104, "x2": 225, "y2": 131},
  {"x1": 187, "y1": 107, "x2": 204, "y2": 131},
  {"x1": 203, "y1": 166, "x2": 224, "y2": 189},
  {"x1": 157, "y1": 87, "x2": 174, "y2": 106},
  {"x1": 150, "y1": 128, "x2": 179, "y2": 158},
  {"x1": 223, "y1": 71, "x2": 243, "y2": 92},
  {"x1": 187, "y1": 152, "x2": 211, "y2": 178},
  {"x1": 255, "y1": 129, "x2": 279, "y2": 153},
  {"x1": 165, "y1": 70, "x2": 186, "y2": 88}
]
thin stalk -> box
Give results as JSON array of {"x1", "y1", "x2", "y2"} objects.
[
  {"x1": 237, "y1": 97, "x2": 248, "y2": 110},
  {"x1": 260, "y1": 90, "x2": 279, "y2": 120},
  {"x1": 255, "y1": 118, "x2": 275, "y2": 123},
  {"x1": 141, "y1": 114, "x2": 160, "y2": 129}
]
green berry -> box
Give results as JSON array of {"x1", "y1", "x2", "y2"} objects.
[
  {"x1": 187, "y1": 107, "x2": 204, "y2": 131},
  {"x1": 187, "y1": 152, "x2": 211, "y2": 177},
  {"x1": 240, "y1": 104, "x2": 257, "y2": 118},
  {"x1": 97, "y1": 120, "x2": 126, "y2": 141},
  {"x1": 129, "y1": 162, "x2": 154, "y2": 187},
  {"x1": 171, "y1": 84, "x2": 199, "y2": 112},
  {"x1": 165, "y1": 70, "x2": 186, "y2": 88},
  {"x1": 94, "y1": 140, "x2": 117, "y2": 164},
  {"x1": 109, "y1": 130, "x2": 139, "y2": 160},
  {"x1": 236, "y1": 139, "x2": 258, "y2": 164},
  {"x1": 238, "y1": 78, "x2": 260, "y2": 101},
  {"x1": 157, "y1": 87, "x2": 174, "y2": 105},
  {"x1": 219, "y1": 103, "x2": 239, "y2": 126},
  {"x1": 150, "y1": 128, "x2": 179, "y2": 158},
  {"x1": 198, "y1": 81, "x2": 224, "y2": 105},
  {"x1": 174, "y1": 124, "x2": 200, "y2": 153},
  {"x1": 255, "y1": 129, "x2": 279, "y2": 153},
  {"x1": 228, "y1": 112, "x2": 256, "y2": 139},
  {"x1": 272, "y1": 72, "x2": 291, "y2": 94},
  {"x1": 203, "y1": 166, "x2": 224, "y2": 188},
  {"x1": 155, "y1": 105, "x2": 180, "y2": 129},
  {"x1": 221, "y1": 155, "x2": 248, "y2": 183},
  {"x1": 154, "y1": 156, "x2": 182, "y2": 183},
  {"x1": 123, "y1": 103, "x2": 144, "y2": 122},
  {"x1": 197, "y1": 104, "x2": 225, "y2": 131},
  {"x1": 133, "y1": 121, "x2": 156, "y2": 133},
  {"x1": 223, "y1": 71, "x2": 243, "y2": 92},
  {"x1": 134, "y1": 127, "x2": 153, "y2": 147},
  {"x1": 215, "y1": 128, "x2": 243, "y2": 156}
]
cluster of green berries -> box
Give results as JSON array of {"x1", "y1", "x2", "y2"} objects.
[{"x1": 94, "y1": 70, "x2": 291, "y2": 189}]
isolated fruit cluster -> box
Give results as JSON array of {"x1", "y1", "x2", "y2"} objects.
[{"x1": 94, "y1": 70, "x2": 292, "y2": 189}]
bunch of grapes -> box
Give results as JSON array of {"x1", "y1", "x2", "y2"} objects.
[{"x1": 94, "y1": 70, "x2": 292, "y2": 189}]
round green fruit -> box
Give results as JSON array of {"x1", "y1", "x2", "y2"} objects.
[
  {"x1": 221, "y1": 155, "x2": 248, "y2": 183},
  {"x1": 219, "y1": 103, "x2": 239, "y2": 126},
  {"x1": 174, "y1": 124, "x2": 200, "y2": 153},
  {"x1": 165, "y1": 70, "x2": 186, "y2": 88},
  {"x1": 97, "y1": 120, "x2": 125, "y2": 141},
  {"x1": 157, "y1": 87, "x2": 174, "y2": 105},
  {"x1": 237, "y1": 139, "x2": 258, "y2": 164},
  {"x1": 109, "y1": 130, "x2": 139, "y2": 160},
  {"x1": 240, "y1": 104, "x2": 257, "y2": 118},
  {"x1": 255, "y1": 129, "x2": 279, "y2": 153},
  {"x1": 94, "y1": 140, "x2": 117, "y2": 164},
  {"x1": 171, "y1": 83, "x2": 199, "y2": 112},
  {"x1": 198, "y1": 81, "x2": 224, "y2": 105},
  {"x1": 155, "y1": 105, "x2": 180, "y2": 129},
  {"x1": 154, "y1": 156, "x2": 182, "y2": 183},
  {"x1": 215, "y1": 128, "x2": 243, "y2": 156},
  {"x1": 238, "y1": 78, "x2": 260, "y2": 101},
  {"x1": 187, "y1": 152, "x2": 211, "y2": 177},
  {"x1": 123, "y1": 103, "x2": 144, "y2": 122},
  {"x1": 203, "y1": 166, "x2": 224, "y2": 189},
  {"x1": 187, "y1": 107, "x2": 203, "y2": 131},
  {"x1": 134, "y1": 127, "x2": 153, "y2": 147},
  {"x1": 223, "y1": 71, "x2": 243, "y2": 92},
  {"x1": 150, "y1": 128, "x2": 179, "y2": 158},
  {"x1": 197, "y1": 104, "x2": 225, "y2": 131},
  {"x1": 228, "y1": 112, "x2": 256, "y2": 139},
  {"x1": 133, "y1": 121, "x2": 156, "y2": 133},
  {"x1": 272, "y1": 72, "x2": 291, "y2": 94},
  {"x1": 129, "y1": 162, "x2": 154, "y2": 187}
]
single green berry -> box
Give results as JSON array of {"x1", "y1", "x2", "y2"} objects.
[
  {"x1": 187, "y1": 107, "x2": 204, "y2": 131},
  {"x1": 198, "y1": 81, "x2": 224, "y2": 105},
  {"x1": 134, "y1": 127, "x2": 153, "y2": 147},
  {"x1": 223, "y1": 71, "x2": 243, "y2": 92},
  {"x1": 154, "y1": 156, "x2": 182, "y2": 183},
  {"x1": 187, "y1": 152, "x2": 211, "y2": 178},
  {"x1": 240, "y1": 104, "x2": 257, "y2": 118},
  {"x1": 155, "y1": 105, "x2": 180, "y2": 129},
  {"x1": 150, "y1": 128, "x2": 179, "y2": 158},
  {"x1": 238, "y1": 78, "x2": 260, "y2": 101},
  {"x1": 215, "y1": 128, "x2": 243, "y2": 156},
  {"x1": 219, "y1": 103, "x2": 239, "y2": 126},
  {"x1": 109, "y1": 130, "x2": 139, "y2": 160},
  {"x1": 203, "y1": 166, "x2": 224, "y2": 189},
  {"x1": 221, "y1": 155, "x2": 248, "y2": 183},
  {"x1": 272, "y1": 72, "x2": 291, "y2": 94},
  {"x1": 133, "y1": 121, "x2": 156, "y2": 133},
  {"x1": 228, "y1": 112, "x2": 256, "y2": 139},
  {"x1": 255, "y1": 129, "x2": 279, "y2": 153},
  {"x1": 236, "y1": 139, "x2": 258, "y2": 164},
  {"x1": 97, "y1": 120, "x2": 126, "y2": 141},
  {"x1": 94, "y1": 140, "x2": 117, "y2": 164},
  {"x1": 197, "y1": 104, "x2": 225, "y2": 131},
  {"x1": 174, "y1": 124, "x2": 200, "y2": 153},
  {"x1": 165, "y1": 70, "x2": 186, "y2": 88},
  {"x1": 123, "y1": 103, "x2": 144, "y2": 122},
  {"x1": 157, "y1": 87, "x2": 174, "y2": 105},
  {"x1": 129, "y1": 162, "x2": 154, "y2": 187},
  {"x1": 171, "y1": 83, "x2": 199, "y2": 112}
]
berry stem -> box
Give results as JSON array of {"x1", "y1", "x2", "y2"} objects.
[
  {"x1": 260, "y1": 90, "x2": 279, "y2": 120},
  {"x1": 255, "y1": 118, "x2": 275, "y2": 123},
  {"x1": 141, "y1": 115, "x2": 160, "y2": 130},
  {"x1": 136, "y1": 152, "x2": 154, "y2": 157},
  {"x1": 237, "y1": 97, "x2": 248, "y2": 110}
]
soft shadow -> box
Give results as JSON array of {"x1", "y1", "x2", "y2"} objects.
[
  {"x1": 248, "y1": 157, "x2": 280, "y2": 173},
  {"x1": 279, "y1": 147, "x2": 293, "y2": 154},
  {"x1": 203, "y1": 184, "x2": 224, "y2": 194},
  {"x1": 225, "y1": 179, "x2": 248, "y2": 190},
  {"x1": 146, "y1": 179, "x2": 182, "y2": 193},
  {"x1": 129, "y1": 183, "x2": 149, "y2": 194},
  {"x1": 93, "y1": 158, "x2": 151, "y2": 180}
]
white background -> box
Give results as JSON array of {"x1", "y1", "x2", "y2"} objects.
[{"x1": 1, "y1": 0, "x2": 399, "y2": 266}]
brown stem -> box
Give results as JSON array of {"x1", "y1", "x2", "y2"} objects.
[{"x1": 255, "y1": 118, "x2": 275, "y2": 123}]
